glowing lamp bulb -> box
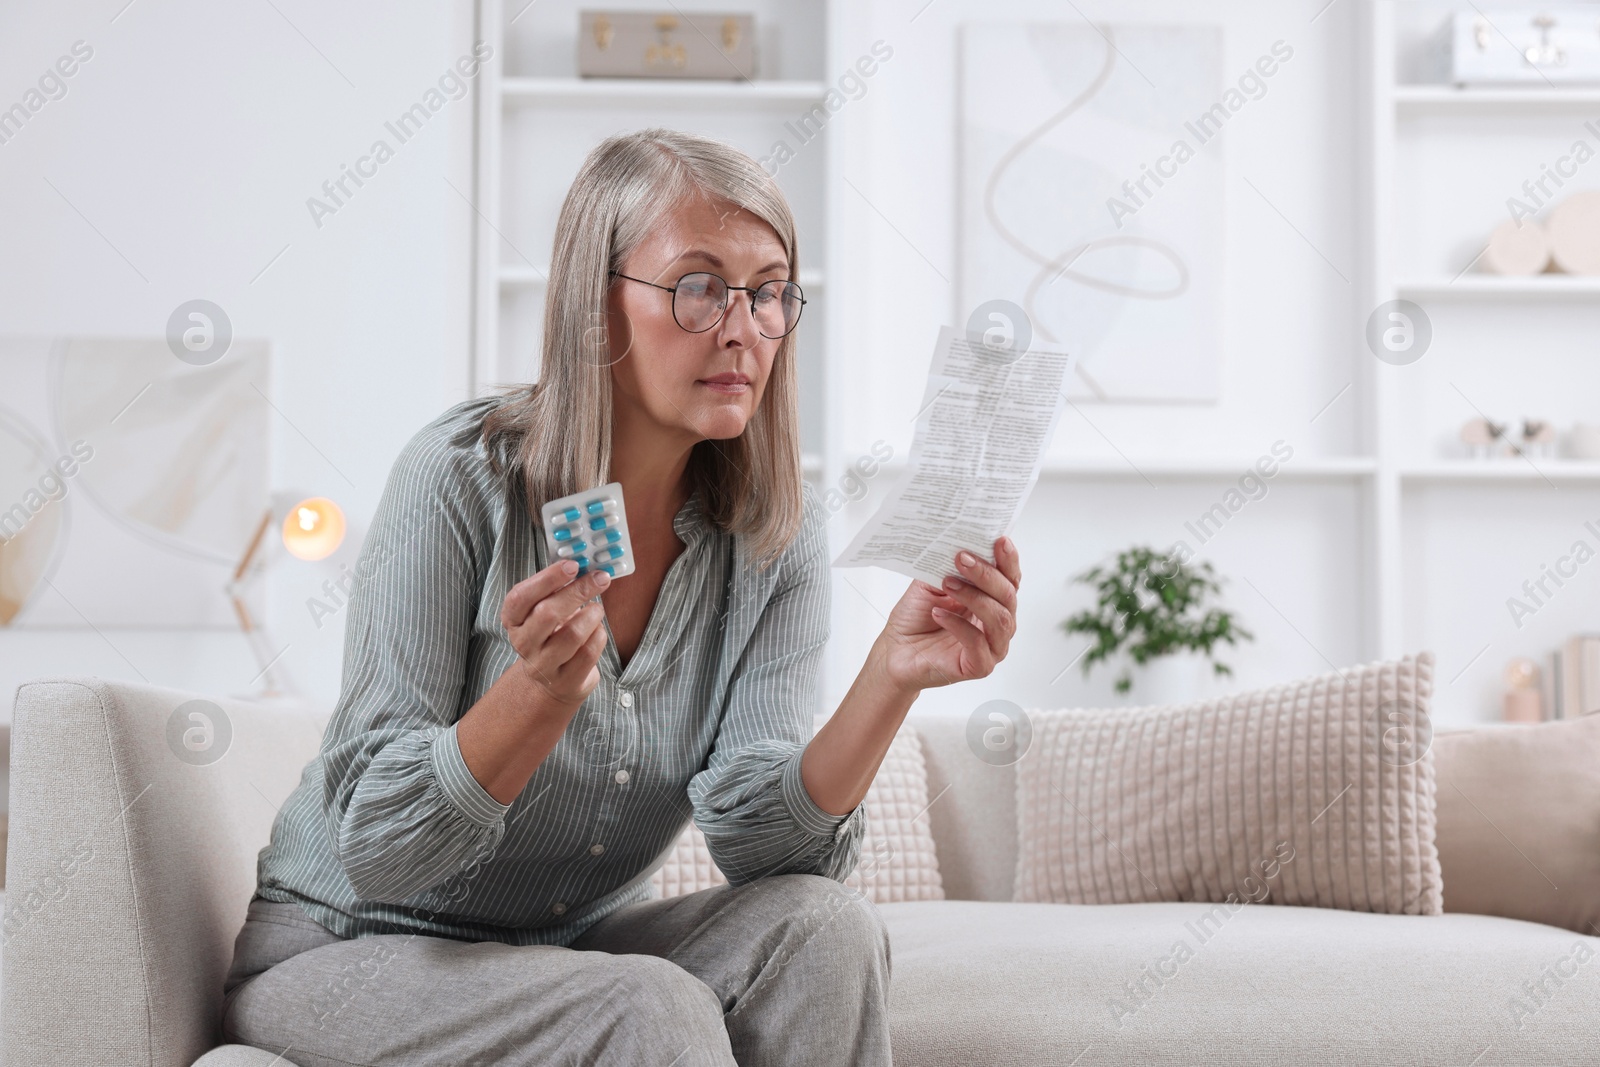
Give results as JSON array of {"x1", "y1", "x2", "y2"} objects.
[{"x1": 281, "y1": 496, "x2": 345, "y2": 561}]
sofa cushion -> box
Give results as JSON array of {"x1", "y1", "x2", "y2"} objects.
[
  {"x1": 652, "y1": 719, "x2": 944, "y2": 903},
  {"x1": 881, "y1": 899, "x2": 1598, "y2": 1066},
  {"x1": 1014, "y1": 651, "x2": 1442, "y2": 914},
  {"x1": 909, "y1": 713, "x2": 1017, "y2": 903},
  {"x1": 1434, "y1": 715, "x2": 1600, "y2": 936}
]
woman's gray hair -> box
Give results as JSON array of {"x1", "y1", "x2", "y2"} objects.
[{"x1": 483, "y1": 126, "x2": 804, "y2": 571}]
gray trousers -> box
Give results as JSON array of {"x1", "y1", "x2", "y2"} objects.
[{"x1": 220, "y1": 873, "x2": 893, "y2": 1066}]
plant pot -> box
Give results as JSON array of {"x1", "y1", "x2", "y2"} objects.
[{"x1": 1125, "y1": 652, "x2": 1213, "y2": 706}]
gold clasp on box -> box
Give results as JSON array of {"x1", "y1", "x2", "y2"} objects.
[{"x1": 645, "y1": 15, "x2": 686, "y2": 70}]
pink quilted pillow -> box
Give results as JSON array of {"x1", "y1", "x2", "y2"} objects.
[{"x1": 1014, "y1": 651, "x2": 1443, "y2": 915}]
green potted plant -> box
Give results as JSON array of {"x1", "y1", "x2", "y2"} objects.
[{"x1": 1059, "y1": 545, "x2": 1253, "y2": 697}]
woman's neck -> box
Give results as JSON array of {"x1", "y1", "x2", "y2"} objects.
[{"x1": 610, "y1": 423, "x2": 696, "y2": 533}]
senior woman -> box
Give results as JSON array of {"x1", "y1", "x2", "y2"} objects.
[{"x1": 220, "y1": 127, "x2": 1022, "y2": 1067}]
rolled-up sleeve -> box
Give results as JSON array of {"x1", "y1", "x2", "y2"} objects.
[
  {"x1": 319, "y1": 428, "x2": 514, "y2": 904},
  {"x1": 687, "y1": 485, "x2": 866, "y2": 886}
]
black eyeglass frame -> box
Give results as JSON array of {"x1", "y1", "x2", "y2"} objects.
[{"x1": 607, "y1": 269, "x2": 808, "y2": 339}]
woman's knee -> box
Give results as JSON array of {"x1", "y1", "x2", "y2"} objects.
[
  {"x1": 756, "y1": 874, "x2": 890, "y2": 966},
  {"x1": 581, "y1": 954, "x2": 734, "y2": 1065},
  {"x1": 612, "y1": 953, "x2": 725, "y2": 1029}
]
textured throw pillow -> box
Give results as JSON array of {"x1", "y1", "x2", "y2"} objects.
[
  {"x1": 1014, "y1": 651, "x2": 1442, "y2": 915},
  {"x1": 651, "y1": 818, "x2": 727, "y2": 898},
  {"x1": 843, "y1": 721, "x2": 946, "y2": 903},
  {"x1": 1434, "y1": 715, "x2": 1600, "y2": 936},
  {"x1": 651, "y1": 718, "x2": 945, "y2": 904}
]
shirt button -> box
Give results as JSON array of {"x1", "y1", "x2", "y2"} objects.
[
  {"x1": 613, "y1": 769, "x2": 630, "y2": 784},
  {"x1": 551, "y1": 902, "x2": 566, "y2": 915},
  {"x1": 589, "y1": 843, "x2": 605, "y2": 856},
  {"x1": 619, "y1": 690, "x2": 634, "y2": 708}
]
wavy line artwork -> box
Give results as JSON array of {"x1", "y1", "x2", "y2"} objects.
[{"x1": 961, "y1": 23, "x2": 1223, "y2": 403}]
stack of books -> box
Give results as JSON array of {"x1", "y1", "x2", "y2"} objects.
[{"x1": 1545, "y1": 634, "x2": 1600, "y2": 720}]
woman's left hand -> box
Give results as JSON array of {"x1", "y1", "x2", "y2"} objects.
[{"x1": 877, "y1": 536, "x2": 1022, "y2": 692}]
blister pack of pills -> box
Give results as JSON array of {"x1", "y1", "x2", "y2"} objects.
[{"x1": 539, "y1": 481, "x2": 635, "y2": 580}]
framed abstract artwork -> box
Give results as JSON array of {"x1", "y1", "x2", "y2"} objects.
[
  {"x1": 0, "y1": 336, "x2": 270, "y2": 627},
  {"x1": 959, "y1": 22, "x2": 1224, "y2": 403}
]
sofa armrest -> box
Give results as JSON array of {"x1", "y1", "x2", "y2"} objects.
[{"x1": 3, "y1": 676, "x2": 325, "y2": 1067}]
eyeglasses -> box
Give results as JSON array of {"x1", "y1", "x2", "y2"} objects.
[{"x1": 608, "y1": 270, "x2": 807, "y2": 339}]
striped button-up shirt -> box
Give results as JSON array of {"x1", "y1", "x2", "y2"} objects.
[{"x1": 255, "y1": 396, "x2": 865, "y2": 946}]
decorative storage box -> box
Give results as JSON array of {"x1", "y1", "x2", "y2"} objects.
[
  {"x1": 578, "y1": 11, "x2": 756, "y2": 80},
  {"x1": 1447, "y1": 7, "x2": 1600, "y2": 84}
]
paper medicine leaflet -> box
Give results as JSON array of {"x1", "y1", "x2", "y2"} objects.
[{"x1": 833, "y1": 324, "x2": 1074, "y2": 586}]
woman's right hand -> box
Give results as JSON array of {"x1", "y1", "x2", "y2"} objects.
[{"x1": 500, "y1": 560, "x2": 612, "y2": 708}]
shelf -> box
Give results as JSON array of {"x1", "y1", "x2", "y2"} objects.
[
  {"x1": 1395, "y1": 276, "x2": 1600, "y2": 299},
  {"x1": 499, "y1": 264, "x2": 547, "y2": 286},
  {"x1": 1401, "y1": 462, "x2": 1600, "y2": 484},
  {"x1": 499, "y1": 266, "x2": 826, "y2": 289},
  {"x1": 1039, "y1": 457, "x2": 1377, "y2": 481},
  {"x1": 501, "y1": 77, "x2": 828, "y2": 107},
  {"x1": 1394, "y1": 86, "x2": 1600, "y2": 110},
  {"x1": 865, "y1": 456, "x2": 1377, "y2": 481}
]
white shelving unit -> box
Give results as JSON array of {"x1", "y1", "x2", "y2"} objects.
[
  {"x1": 1361, "y1": 1, "x2": 1600, "y2": 669},
  {"x1": 469, "y1": 1, "x2": 844, "y2": 482}
]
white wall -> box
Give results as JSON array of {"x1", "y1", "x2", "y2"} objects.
[
  {"x1": 817, "y1": 0, "x2": 1395, "y2": 720},
  {"x1": 4, "y1": 0, "x2": 1583, "y2": 755},
  {"x1": 0, "y1": 0, "x2": 481, "y2": 727}
]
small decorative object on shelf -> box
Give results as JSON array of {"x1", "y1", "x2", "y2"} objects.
[
  {"x1": 1460, "y1": 416, "x2": 1510, "y2": 459},
  {"x1": 1482, "y1": 218, "x2": 1551, "y2": 276},
  {"x1": 1458, "y1": 417, "x2": 1562, "y2": 460},
  {"x1": 1476, "y1": 191, "x2": 1600, "y2": 277},
  {"x1": 1569, "y1": 422, "x2": 1600, "y2": 460},
  {"x1": 1446, "y1": 8, "x2": 1600, "y2": 85},
  {"x1": 1546, "y1": 190, "x2": 1600, "y2": 275},
  {"x1": 1059, "y1": 545, "x2": 1253, "y2": 695},
  {"x1": 1548, "y1": 634, "x2": 1600, "y2": 719},
  {"x1": 1515, "y1": 418, "x2": 1559, "y2": 459},
  {"x1": 1503, "y1": 656, "x2": 1543, "y2": 723},
  {"x1": 578, "y1": 11, "x2": 757, "y2": 80}
]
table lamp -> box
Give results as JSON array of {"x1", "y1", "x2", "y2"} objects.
[{"x1": 228, "y1": 492, "x2": 347, "y2": 698}]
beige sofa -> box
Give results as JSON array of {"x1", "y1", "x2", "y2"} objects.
[{"x1": 4, "y1": 677, "x2": 1593, "y2": 1066}]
